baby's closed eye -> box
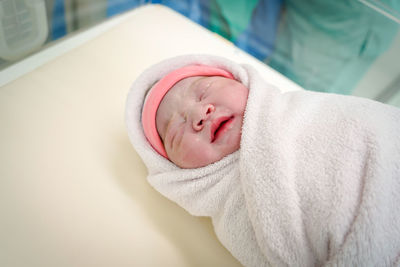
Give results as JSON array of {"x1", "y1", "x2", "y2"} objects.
[
  {"x1": 197, "y1": 88, "x2": 207, "y2": 102},
  {"x1": 196, "y1": 80, "x2": 212, "y2": 102}
]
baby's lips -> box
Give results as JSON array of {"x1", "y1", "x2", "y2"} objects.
[{"x1": 210, "y1": 115, "x2": 231, "y2": 142}]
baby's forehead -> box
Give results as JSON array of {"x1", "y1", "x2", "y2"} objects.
[
  {"x1": 160, "y1": 76, "x2": 204, "y2": 103},
  {"x1": 155, "y1": 77, "x2": 195, "y2": 117}
]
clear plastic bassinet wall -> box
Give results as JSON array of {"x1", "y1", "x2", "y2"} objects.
[{"x1": 1, "y1": 0, "x2": 399, "y2": 106}]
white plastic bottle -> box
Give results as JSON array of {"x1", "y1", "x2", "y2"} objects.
[{"x1": 0, "y1": 0, "x2": 48, "y2": 61}]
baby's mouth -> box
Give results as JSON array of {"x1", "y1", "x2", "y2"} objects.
[{"x1": 211, "y1": 116, "x2": 234, "y2": 142}]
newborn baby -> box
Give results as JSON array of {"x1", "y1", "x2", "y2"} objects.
[
  {"x1": 126, "y1": 54, "x2": 400, "y2": 267},
  {"x1": 156, "y1": 76, "x2": 247, "y2": 168},
  {"x1": 147, "y1": 66, "x2": 249, "y2": 168}
]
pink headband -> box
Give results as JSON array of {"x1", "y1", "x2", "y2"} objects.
[{"x1": 142, "y1": 65, "x2": 234, "y2": 158}]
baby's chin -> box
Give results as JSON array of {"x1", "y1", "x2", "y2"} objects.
[
  {"x1": 171, "y1": 144, "x2": 240, "y2": 169},
  {"x1": 172, "y1": 154, "x2": 218, "y2": 169}
]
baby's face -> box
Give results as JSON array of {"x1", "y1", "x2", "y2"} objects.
[{"x1": 156, "y1": 76, "x2": 248, "y2": 168}]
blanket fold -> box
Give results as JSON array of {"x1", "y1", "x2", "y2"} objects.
[{"x1": 126, "y1": 54, "x2": 400, "y2": 267}]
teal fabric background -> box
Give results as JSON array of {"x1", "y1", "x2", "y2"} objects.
[{"x1": 268, "y1": 0, "x2": 399, "y2": 94}]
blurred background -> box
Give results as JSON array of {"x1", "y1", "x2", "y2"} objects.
[{"x1": 0, "y1": 0, "x2": 399, "y2": 106}]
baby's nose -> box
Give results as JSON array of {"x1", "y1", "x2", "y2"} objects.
[{"x1": 192, "y1": 103, "x2": 215, "y2": 131}]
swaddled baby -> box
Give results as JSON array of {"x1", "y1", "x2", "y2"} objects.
[{"x1": 125, "y1": 54, "x2": 400, "y2": 267}]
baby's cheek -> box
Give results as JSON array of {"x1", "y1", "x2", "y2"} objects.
[
  {"x1": 180, "y1": 136, "x2": 204, "y2": 159},
  {"x1": 179, "y1": 139, "x2": 217, "y2": 167}
]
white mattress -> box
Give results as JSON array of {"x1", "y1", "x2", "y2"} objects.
[{"x1": 0, "y1": 5, "x2": 301, "y2": 267}]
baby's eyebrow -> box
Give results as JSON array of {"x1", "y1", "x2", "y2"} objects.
[{"x1": 192, "y1": 76, "x2": 207, "y2": 90}]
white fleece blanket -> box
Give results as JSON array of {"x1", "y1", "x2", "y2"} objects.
[{"x1": 125, "y1": 54, "x2": 400, "y2": 267}]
